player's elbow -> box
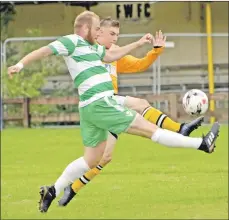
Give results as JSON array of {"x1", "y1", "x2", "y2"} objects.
[
  {"x1": 136, "y1": 63, "x2": 152, "y2": 73},
  {"x1": 135, "y1": 67, "x2": 148, "y2": 73},
  {"x1": 103, "y1": 53, "x2": 113, "y2": 63},
  {"x1": 39, "y1": 46, "x2": 53, "y2": 57},
  {"x1": 131, "y1": 60, "x2": 151, "y2": 73}
]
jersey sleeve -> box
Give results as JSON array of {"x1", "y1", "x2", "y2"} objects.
[
  {"x1": 96, "y1": 44, "x2": 106, "y2": 59},
  {"x1": 48, "y1": 36, "x2": 77, "y2": 56},
  {"x1": 117, "y1": 47, "x2": 164, "y2": 73}
]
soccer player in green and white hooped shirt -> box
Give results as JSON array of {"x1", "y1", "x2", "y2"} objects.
[{"x1": 8, "y1": 11, "x2": 220, "y2": 213}]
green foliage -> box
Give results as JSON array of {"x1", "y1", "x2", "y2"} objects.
[
  {"x1": 3, "y1": 69, "x2": 47, "y2": 98},
  {"x1": 0, "y1": 3, "x2": 16, "y2": 40},
  {"x1": 4, "y1": 28, "x2": 68, "y2": 98},
  {"x1": 3, "y1": 28, "x2": 75, "y2": 125},
  {"x1": 4, "y1": 29, "x2": 46, "y2": 98},
  {"x1": 1, "y1": 6, "x2": 79, "y2": 126}
]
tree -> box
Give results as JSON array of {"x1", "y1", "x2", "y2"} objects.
[{"x1": 0, "y1": 3, "x2": 16, "y2": 40}]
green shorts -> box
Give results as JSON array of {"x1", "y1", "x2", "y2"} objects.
[{"x1": 79, "y1": 96, "x2": 136, "y2": 147}]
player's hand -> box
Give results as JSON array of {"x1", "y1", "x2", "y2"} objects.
[
  {"x1": 152, "y1": 30, "x2": 166, "y2": 47},
  {"x1": 8, "y1": 64, "x2": 22, "y2": 79},
  {"x1": 137, "y1": 33, "x2": 153, "y2": 46}
]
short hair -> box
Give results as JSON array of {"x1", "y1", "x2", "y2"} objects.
[
  {"x1": 74, "y1": 11, "x2": 99, "y2": 29},
  {"x1": 100, "y1": 17, "x2": 120, "y2": 28}
]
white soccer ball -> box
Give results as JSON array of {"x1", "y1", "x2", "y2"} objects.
[{"x1": 182, "y1": 89, "x2": 209, "y2": 115}]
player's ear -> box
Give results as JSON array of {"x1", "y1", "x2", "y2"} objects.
[{"x1": 82, "y1": 23, "x2": 89, "y2": 33}]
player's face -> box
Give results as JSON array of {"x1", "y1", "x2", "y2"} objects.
[
  {"x1": 86, "y1": 17, "x2": 100, "y2": 44},
  {"x1": 97, "y1": 26, "x2": 120, "y2": 49}
]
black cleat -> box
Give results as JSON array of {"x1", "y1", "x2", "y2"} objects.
[
  {"x1": 198, "y1": 122, "x2": 220, "y2": 153},
  {"x1": 38, "y1": 185, "x2": 56, "y2": 213},
  {"x1": 58, "y1": 184, "x2": 76, "y2": 207},
  {"x1": 179, "y1": 116, "x2": 204, "y2": 136}
]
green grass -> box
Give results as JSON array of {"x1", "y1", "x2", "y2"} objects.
[{"x1": 1, "y1": 126, "x2": 228, "y2": 219}]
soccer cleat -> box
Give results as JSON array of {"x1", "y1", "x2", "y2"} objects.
[
  {"x1": 58, "y1": 184, "x2": 76, "y2": 207},
  {"x1": 38, "y1": 185, "x2": 56, "y2": 213},
  {"x1": 179, "y1": 116, "x2": 204, "y2": 136},
  {"x1": 198, "y1": 122, "x2": 220, "y2": 153}
]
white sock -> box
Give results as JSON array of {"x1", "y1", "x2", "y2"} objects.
[
  {"x1": 151, "y1": 128, "x2": 202, "y2": 149},
  {"x1": 54, "y1": 157, "x2": 89, "y2": 196}
]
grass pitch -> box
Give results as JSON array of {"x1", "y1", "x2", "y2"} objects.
[{"x1": 1, "y1": 125, "x2": 228, "y2": 219}]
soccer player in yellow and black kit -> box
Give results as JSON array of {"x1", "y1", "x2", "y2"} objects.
[{"x1": 57, "y1": 17, "x2": 205, "y2": 207}]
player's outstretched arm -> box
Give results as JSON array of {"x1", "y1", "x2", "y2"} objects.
[
  {"x1": 117, "y1": 48, "x2": 164, "y2": 73},
  {"x1": 117, "y1": 30, "x2": 166, "y2": 73},
  {"x1": 103, "y1": 33, "x2": 153, "y2": 63},
  {"x1": 7, "y1": 46, "x2": 53, "y2": 79}
]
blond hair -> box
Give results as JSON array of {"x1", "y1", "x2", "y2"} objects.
[
  {"x1": 100, "y1": 17, "x2": 120, "y2": 28},
  {"x1": 74, "y1": 11, "x2": 99, "y2": 29}
]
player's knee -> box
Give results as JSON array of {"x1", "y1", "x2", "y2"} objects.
[
  {"x1": 131, "y1": 98, "x2": 150, "y2": 114},
  {"x1": 127, "y1": 113, "x2": 158, "y2": 138},
  {"x1": 85, "y1": 158, "x2": 100, "y2": 169},
  {"x1": 133, "y1": 98, "x2": 150, "y2": 113},
  {"x1": 139, "y1": 98, "x2": 150, "y2": 109},
  {"x1": 84, "y1": 152, "x2": 103, "y2": 168},
  {"x1": 102, "y1": 154, "x2": 112, "y2": 164}
]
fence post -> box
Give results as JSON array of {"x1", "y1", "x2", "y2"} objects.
[
  {"x1": 169, "y1": 94, "x2": 178, "y2": 121},
  {"x1": 23, "y1": 98, "x2": 30, "y2": 128}
]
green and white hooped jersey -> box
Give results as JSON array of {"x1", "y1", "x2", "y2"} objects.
[{"x1": 48, "y1": 34, "x2": 114, "y2": 107}]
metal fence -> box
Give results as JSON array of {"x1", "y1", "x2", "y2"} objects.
[
  {"x1": 0, "y1": 41, "x2": 3, "y2": 130},
  {"x1": 1, "y1": 32, "x2": 228, "y2": 95}
]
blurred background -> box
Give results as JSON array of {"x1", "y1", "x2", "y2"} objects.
[{"x1": 1, "y1": 1, "x2": 228, "y2": 128}]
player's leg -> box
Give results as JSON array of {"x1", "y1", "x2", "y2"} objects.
[
  {"x1": 56, "y1": 98, "x2": 136, "y2": 207},
  {"x1": 58, "y1": 93, "x2": 202, "y2": 207},
  {"x1": 98, "y1": 96, "x2": 219, "y2": 152},
  {"x1": 70, "y1": 96, "x2": 219, "y2": 197},
  {"x1": 122, "y1": 96, "x2": 204, "y2": 136},
  {"x1": 58, "y1": 96, "x2": 219, "y2": 207},
  {"x1": 125, "y1": 113, "x2": 219, "y2": 152},
  {"x1": 83, "y1": 141, "x2": 107, "y2": 168},
  {"x1": 58, "y1": 132, "x2": 118, "y2": 206},
  {"x1": 38, "y1": 116, "x2": 107, "y2": 213}
]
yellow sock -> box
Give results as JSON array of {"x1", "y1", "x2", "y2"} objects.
[
  {"x1": 71, "y1": 165, "x2": 103, "y2": 193},
  {"x1": 142, "y1": 106, "x2": 181, "y2": 132}
]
